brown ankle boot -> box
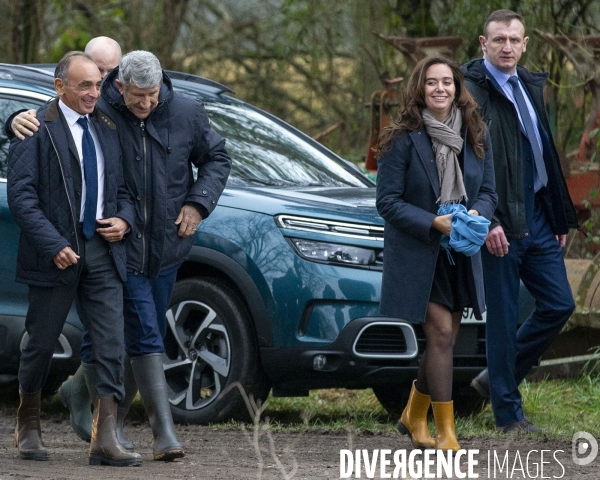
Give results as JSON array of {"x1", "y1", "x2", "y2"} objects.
[
  {"x1": 397, "y1": 380, "x2": 435, "y2": 448},
  {"x1": 431, "y1": 400, "x2": 461, "y2": 452},
  {"x1": 89, "y1": 396, "x2": 142, "y2": 466},
  {"x1": 15, "y1": 388, "x2": 48, "y2": 460}
]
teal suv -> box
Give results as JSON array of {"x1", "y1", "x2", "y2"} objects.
[{"x1": 0, "y1": 63, "x2": 530, "y2": 424}]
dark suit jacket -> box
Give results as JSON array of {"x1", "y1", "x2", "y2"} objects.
[
  {"x1": 7, "y1": 98, "x2": 134, "y2": 286},
  {"x1": 376, "y1": 127, "x2": 497, "y2": 323}
]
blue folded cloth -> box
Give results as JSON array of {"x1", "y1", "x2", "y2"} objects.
[{"x1": 437, "y1": 204, "x2": 490, "y2": 257}]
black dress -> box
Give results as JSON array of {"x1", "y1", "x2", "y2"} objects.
[{"x1": 428, "y1": 148, "x2": 477, "y2": 315}]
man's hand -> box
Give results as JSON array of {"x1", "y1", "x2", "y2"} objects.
[
  {"x1": 556, "y1": 234, "x2": 567, "y2": 248},
  {"x1": 175, "y1": 205, "x2": 202, "y2": 237},
  {"x1": 11, "y1": 109, "x2": 39, "y2": 141},
  {"x1": 96, "y1": 217, "x2": 129, "y2": 242},
  {"x1": 486, "y1": 225, "x2": 510, "y2": 257},
  {"x1": 53, "y1": 246, "x2": 80, "y2": 269}
]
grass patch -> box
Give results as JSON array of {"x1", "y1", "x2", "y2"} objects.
[
  {"x1": 3, "y1": 374, "x2": 598, "y2": 441},
  {"x1": 213, "y1": 375, "x2": 600, "y2": 441}
]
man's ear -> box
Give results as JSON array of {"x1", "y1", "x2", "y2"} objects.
[
  {"x1": 54, "y1": 78, "x2": 65, "y2": 96},
  {"x1": 116, "y1": 79, "x2": 124, "y2": 95},
  {"x1": 479, "y1": 35, "x2": 487, "y2": 54}
]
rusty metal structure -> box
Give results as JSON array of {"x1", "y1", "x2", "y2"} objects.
[
  {"x1": 533, "y1": 31, "x2": 600, "y2": 210},
  {"x1": 375, "y1": 34, "x2": 463, "y2": 67},
  {"x1": 364, "y1": 73, "x2": 403, "y2": 171}
]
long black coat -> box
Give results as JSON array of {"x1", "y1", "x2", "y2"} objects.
[
  {"x1": 7, "y1": 99, "x2": 134, "y2": 286},
  {"x1": 462, "y1": 59, "x2": 577, "y2": 238},
  {"x1": 376, "y1": 127, "x2": 497, "y2": 323}
]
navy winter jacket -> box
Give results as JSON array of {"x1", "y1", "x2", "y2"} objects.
[
  {"x1": 376, "y1": 127, "x2": 497, "y2": 323},
  {"x1": 461, "y1": 59, "x2": 577, "y2": 238},
  {"x1": 7, "y1": 99, "x2": 134, "y2": 286},
  {"x1": 99, "y1": 68, "x2": 232, "y2": 277}
]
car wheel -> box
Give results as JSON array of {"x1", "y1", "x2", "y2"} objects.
[
  {"x1": 373, "y1": 381, "x2": 486, "y2": 418},
  {"x1": 373, "y1": 385, "x2": 409, "y2": 418},
  {"x1": 163, "y1": 277, "x2": 270, "y2": 424}
]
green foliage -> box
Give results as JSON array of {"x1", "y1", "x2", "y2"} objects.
[{"x1": 49, "y1": 30, "x2": 91, "y2": 62}]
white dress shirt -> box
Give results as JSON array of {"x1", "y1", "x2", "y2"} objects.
[
  {"x1": 58, "y1": 100, "x2": 106, "y2": 222},
  {"x1": 483, "y1": 59, "x2": 543, "y2": 153}
]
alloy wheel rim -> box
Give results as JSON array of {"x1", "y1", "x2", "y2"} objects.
[{"x1": 164, "y1": 299, "x2": 231, "y2": 411}]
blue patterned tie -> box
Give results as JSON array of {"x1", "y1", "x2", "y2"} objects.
[
  {"x1": 76, "y1": 116, "x2": 98, "y2": 240},
  {"x1": 507, "y1": 76, "x2": 548, "y2": 187}
]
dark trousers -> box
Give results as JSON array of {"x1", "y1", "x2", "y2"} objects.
[
  {"x1": 482, "y1": 201, "x2": 574, "y2": 427},
  {"x1": 122, "y1": 264, "x2": 179, "y2": 357},
  {"x1": 19, "y1": 232, "x2": 125, "y2": 402}
]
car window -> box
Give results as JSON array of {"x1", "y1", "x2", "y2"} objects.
[
  {"x1": 0, "y1": 96, "x2": 44, "y2": 178},
  {"x1": 203, "y1": 102, "x2": 369, "y2": 188}
]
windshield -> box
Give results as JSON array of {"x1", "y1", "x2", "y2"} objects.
[{"x1": 203, "y1": 101, "x2": 368, "y2": 188}]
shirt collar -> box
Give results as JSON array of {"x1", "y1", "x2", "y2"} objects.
[
  {"x1": 58, "y1": 100, "x2": 89, "y2": 128},
  {"x1": 483, "y1": 58, "x2": 518, "y2": 88}
]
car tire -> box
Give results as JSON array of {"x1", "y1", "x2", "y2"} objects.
[
  {"x1": 373, "y1": 381, "x2": 486, "y2": 418},
  {"x1": 163, "y1": 277, "x2": 271, "y2": 424},
  {"x1": 372, "y1": 385, "x2": 409, "y2": 418}
]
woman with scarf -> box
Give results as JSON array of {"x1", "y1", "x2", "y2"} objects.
[{"x1": 375, "y1": 56, "x2": 497, "y2": 452}]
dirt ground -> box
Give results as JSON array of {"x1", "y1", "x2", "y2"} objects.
[{"x1": 0, "y1": 410, "x2": 597, "y2": 479}]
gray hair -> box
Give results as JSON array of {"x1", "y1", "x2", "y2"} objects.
[
  {"x1": 54, "y1": 51, "x2": 94, "y2": 83},
  {"x1": 118, "y1": 50, "x2": 163, "y2": 89}
]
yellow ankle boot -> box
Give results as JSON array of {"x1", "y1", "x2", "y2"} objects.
[
  {"x1": 431, "y1": 400, "x2": 461, "y2": 452},
  {"x1": 397, "y1": 380, "x2": 435, "y2": 448}
]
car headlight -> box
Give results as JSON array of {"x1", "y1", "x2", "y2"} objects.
[{"x1": 289, "y1": 238, "x2": 377, "y2": 266}]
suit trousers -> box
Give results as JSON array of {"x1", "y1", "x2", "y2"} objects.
[
  {"x1": 482, "y1": 201, "x2": 574, "y2": 427},
  {"x1": 18, "y1": 231, "x2": 125, "y2": 402}
]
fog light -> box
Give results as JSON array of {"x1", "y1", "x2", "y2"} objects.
[{"x1": 313, "y1": 354, "x2": 327, "y2": 370}]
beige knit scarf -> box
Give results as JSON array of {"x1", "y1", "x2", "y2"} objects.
[{"x1": 422, "y1": 105, "x2": 466, "y2": 204}]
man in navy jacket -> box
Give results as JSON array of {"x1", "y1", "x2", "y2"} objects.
[{"x1": 7, "y1": 52, "x2": 141, "y2": 466}]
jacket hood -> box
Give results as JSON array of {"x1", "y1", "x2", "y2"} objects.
[
  {"x1": 101, "y1": 67, "x2": 174, "y2": 117},
  {"x1": 461, "y1": 58, "x2": 487, "y2": 85}
]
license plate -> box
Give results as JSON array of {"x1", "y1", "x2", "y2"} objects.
[{"x1": 462, "y1": 308, "x2": 486, "y2": 324}]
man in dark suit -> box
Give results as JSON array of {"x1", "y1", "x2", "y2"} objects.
[
  {"x1": 7, "y1": 52, "x2": 141, "y2": 466},
  {"x1": 461, "y1": 10, "x2": 578, "y2": 433}
]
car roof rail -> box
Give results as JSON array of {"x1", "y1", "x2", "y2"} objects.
[
  {"x1": 165, "y1": 70, "x2": 234, "y2": 95},
  {"x1": 0, "y1": 63, "x2": 54, "y2": 83},
  {"x1": 0, "y1": 63, "x2": 235, "y2": 96}
]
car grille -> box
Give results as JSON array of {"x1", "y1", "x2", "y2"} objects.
[{"x1": 353, "y1": 322, "x2": 418, "y2": 358}]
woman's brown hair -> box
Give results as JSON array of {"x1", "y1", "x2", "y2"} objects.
[{"x1": 374, "y1": 56, "x2": 487, "y2": 159}]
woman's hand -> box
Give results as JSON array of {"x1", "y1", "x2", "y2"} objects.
[{"x1": 432, "y1": 214, "x2": 452, "y2": 236}]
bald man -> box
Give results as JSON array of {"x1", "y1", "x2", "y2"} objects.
[
  {"x1": 10, "y1": 36, "x2": 122, "y2": 140},
  {"x1": 85, "y1": 36, "x2": 122, "y2": 78}
]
